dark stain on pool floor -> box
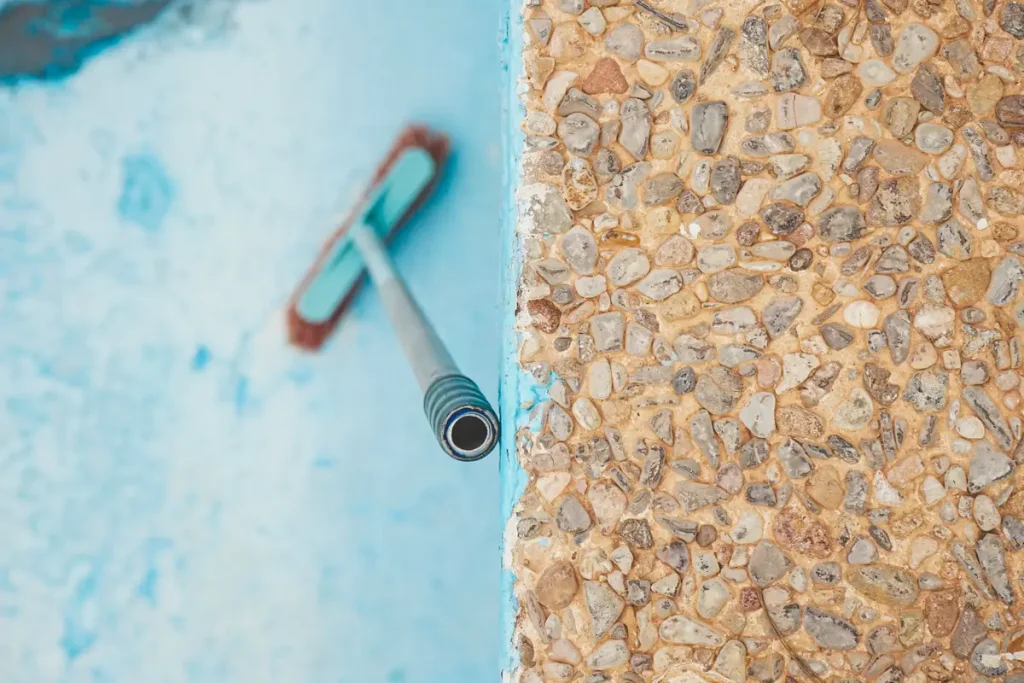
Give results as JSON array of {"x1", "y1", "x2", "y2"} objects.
[{"x1": 0, "y1": 0, "x2": 173, "y2": 84}]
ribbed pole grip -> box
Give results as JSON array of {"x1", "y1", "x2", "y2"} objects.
[{"x1": 424, "y1": 374, "x2": 500, "y2": 462}]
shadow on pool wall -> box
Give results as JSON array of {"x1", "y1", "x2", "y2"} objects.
[{"x1": 0, "y1": 0, "x2": 234, "y2": 84}]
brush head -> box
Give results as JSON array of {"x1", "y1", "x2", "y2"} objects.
[
  {"x1": 295, "y1": 148, "x2": 437, "y2": 325},
  {"x1": 287, "y1": 126, "x2": 450, "y2": 350}
]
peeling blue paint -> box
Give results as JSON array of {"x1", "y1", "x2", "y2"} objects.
[
  {"x1": 118, "y1": 154, "x2": 174, "y2": 231},
  {"x1": 499, "y1": 3, "x2": 528, "y2": 679},
  {"x1": 232, "y1": 376, "x2": 248, "y2": 410},
  {"x1": 191, "y1": 345, "x2": 211, "y2": 371},
  {"x1": 62, "y1": 564, "x2": 101, "y2": 660}
]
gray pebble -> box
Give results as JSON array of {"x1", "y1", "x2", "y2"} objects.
[
  {"x1": 763, "y1": 296, "x2": 803, "y2": 338},
  {"x1": 604, "y1": 23, "x2": 644, "y2": 62},
  {"x1": 770, "y1": 47, "x2": 807, "y2": 93},
  {"x1": 771, "y1": 172, "x2": 822, "y2": 207},
  {"x1": 557, "y1": 496, "x2": 592, "y2": 533},
  {"x1": 789, "y1": 248, "x2": 812, "y2": 271},
  {"x1": 645, "y1": 36, "x2": 702, "y2": 62},
  {"x1": 691, "y1": 101, "x2": 729, "y2": 155},
  {"x1": 863, "y1": 275, "x2": 896, "y2": 300},
  {"x1": 882, "y1": 310, "x2": 911, "y2": 364},
  {"x1": 842, "y1": 136, "x2": 876, "y2": 173},
  {"x1": 619, "y1": 98, "x2": 651, "y2": 160},
  {"x1": 740, "y1": 17, "x2": 770, "y2": 77},
  {"x1": 760, "y1": 202, "x2": 805, "y2": 235},
  {"x1": 707, "y1": 269, "x2": 765, "y2": 303},
  {"x1": 817, "y1": 205, "x2": 866, "y2": 242},
  {"x1": 710, "y1": 157, "x2": 741, "y2": 204},
  {"x1": 669, "y1": 69, "x2": 697, "y2": 104},
  {"x1": 910, "y1": 62, "x2": 945, "y2": 113},
  {"x1": 804, "y1": 607, "x2": 859, "y2": 650},
  {"x1": 936, "y1": 219, "x2": 973, "y2": 259},
  {"x1": 644, "y1": 172, "x2": 683, "y2": 206},
  {"x1": 976, "y1": 534, "x2": 1014, "y2": 605},
  {"x1": 740, "y1": 438, "x2": 769, "y2": 469},
  {"x1": 749, "y1": 541, "x2": 791, "y2": 587},
  {"x1": 903, "y1": 370, "x2": 948, "y2": 412},
  {"x1": 1000, "y1": 2, "x2": 1024, "y2": 38},
  {"x1": 869, "y1": 24, "x2": 894, "y2": 56},
  {"x1": 768, "y1": 16, "x2": 799, "y2": 51},
  {"x1": 811, "y1": 562, "x2": 841, "y2": 585},
  {"x1": 968, "y1": 441, "x2": 1014, "y2": 494},
  {"x1": 778, "y1": 439, "x2": 812, "y2": 478},
  {"x1": 672, "y1": 367, "x2": 696, "y2": 395},
  {"x1": 963, "y1": 387, "x2": 1014, "y2": 450},
  {"x1": 560, "y1": 226, "x2": 598, "y2": 273},
  {"x1": 700, "y1": 27, "x2": 736, "y2": 84},
  {"x1": 843, "y1": 470, "x2": 868, "y2": 513},
  {"x1": 742, "y1": 132, "x2": 795, "y2": 157},
  {"x1": 971, "y1": 638, "x2": 1007, "y2": 677},
  {"x1": 558, "y1": 113, "x2": 600, "y2": 155},
  {"x1": 746, "y1": 482, "x2": 776, "y2": 506}
]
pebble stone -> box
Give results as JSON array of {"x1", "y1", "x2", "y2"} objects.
[{"x1": 513, "y1": 1, "x2": 1024, "y2": 680}]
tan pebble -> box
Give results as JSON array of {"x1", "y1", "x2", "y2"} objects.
[
  {"x1": 844, "y1": 300, "x2": 880, "y2": 328},
  {"x1": 982, "y1": 36, "x2": 1014, "y2": 63},
  {"x1": 967, "y1": 73, "x2": 1004, "y2": 115},
  {"x1": 852, "y1": 19, "x2": 868, "y2": 44},
  {"x1": 776, "y1": 405, "x2": 824, "y2": 438},
  {"x1": 577, "y1": 7, "x2": 606, "y2": 35},
  {"x1": 694, "y1": 281, "x2": 709, "y2": 302},
  {"x1": 1000, "y1": 170, "x2": 1024, "y2": 185},
  {"x1": 887, "y1": 454, "x2": 925, "y2": 486},
  {"x1": 941, "y1": 259, "x2": 991, "y2": 308},
  {"x1": 988, "y1": 64, "x2": 1016, "y2": 82},
  {"x1": 662, "y1": 291, "x2": 701, "y2": 321},
  {"x1": 1006, "y1": 393, "x2": 1021, "y2": 409},
  {"x1": 549, "y1": 639, "x2": 582, "y2": 665},
  {"x1": 535, "y1": 561, "x2": 579, "y2": 609},
  {"x1": 824, "y1": 74, "x2": 863, "y2": 118},
  {"x1": 980, "y1": 240, "x2": 1002, "y2": 257},
  {"x1": 646, "y1": 207, "x2": 678, "y2": 233},
  {"x1": 637, "y1": 59, "x2": 669, "y2": 86},
  {"x1": 920, "y1": 476, "x2": 945, "y2": 506},
  {"x1": 787, "y1": 223, "x2": 815, "y2": 248},
  {"x1": 799, "y1": 335, "x2": 827, "y2": 354},
  {"x1": 943, "y1": 74, "x2": 965, "y2": 98},
  {"x1": 812, "y1": 282, "x2": 836, "y2": 305},
  {"x1": 527, "y1": 56, "x2": 557, "y2": 91},
  {"x1": 549, "y1": 23, "x2": 588, "y2": 63},
  {"x1": 528, "y1": 298, "x2": 561, "y2": 333},
  {"x1": 582, "y1": 57, "x2": 628, "y2": 94},
  {"x1": 994, "y1": 222, "x2": 1019, "y2": 241},
  {"x1": 941, "y1": 16, "x2": 970, "y2": 38},
  {"x1": 599, "y1": 400, "x2": 630, "y2": 425},
  {"x1": 542, "y1": 69, "x2": 578, "y2": 110},
  {"x1": 909, "y1": 341, "x2": 938, "y2": 369},
  {"x1": 756, "y1": 355, "x2": 783, "y2": 388},
  {"x1": 806, "y1": 465, "x2": 844, "y2": 509},
  {"x1": 924, "y1": 589, "x2": 958, "y2": 636},
  {"x1": 537, "y1": 472, "x2": 572, "y2": 501},
  {"x1": 955, "y1": 416, "x2": 985, "y2": 439},
  {"x1": 996, "y1": 145, "x2": 1017, "y2": 168},
  {"x1": 603, "y1": 7, "x2": 633, "y2": 22}
]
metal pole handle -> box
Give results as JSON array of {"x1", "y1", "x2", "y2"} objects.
[{"x1": 350, "y1": 222, "x2": 500, "y2": 461}]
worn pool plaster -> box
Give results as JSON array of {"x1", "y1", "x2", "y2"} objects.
[{"x1": 0, "y1": 0, "x2": 505, "y2": 681}]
